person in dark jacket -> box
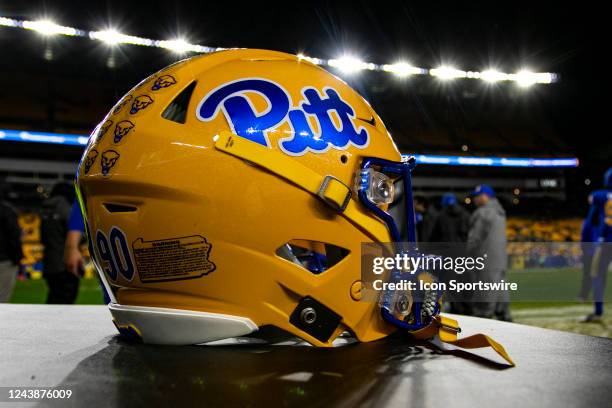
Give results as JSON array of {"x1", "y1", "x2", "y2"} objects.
[
  {"x1": 436, "y1": 193, "x2": 470, "y2": 243},
  {"x1": 467, "y1": 184, "x2": 511, "y2": 321},
  {"x1": 41, "y1": 182, "x2": 79, "y2": 304},
  {"x1": 414, "y1": 196, "x2": 439, "y2": 243},
  {"x1": 436, "y1": 193, "x2": 471, "y2": 315},
  {"x1": 0, "y1": 178, "x2": 23, "y2": 302}
]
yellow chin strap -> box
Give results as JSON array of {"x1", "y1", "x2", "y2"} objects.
[
  {"x1": 214, "y1": 131, "x2": 514, "y2": 367},
  {"x1": 412, "y1": 315, "x2": 515, "y2": 366}
]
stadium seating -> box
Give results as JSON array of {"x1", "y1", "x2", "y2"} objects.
[{"x1": 507, "y1": 218, "x2": 581, "y2": 242}]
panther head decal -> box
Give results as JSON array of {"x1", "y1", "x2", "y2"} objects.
[
  {"x1": 83, "y1": 149, "x2": 99, "y2": 174},
  {"x1": 130, "y1": 95, "x2": 154, "y2": 114},
  {"x1": 113, "y1": 95, "x2": 133, "y2": 115},
  {"x1": 113, "y1": 120, "x2": 135, "y2": 143},
  {"x1": 98, "y1": 120, "x2": 113, "y2": 141},
  {"x1": 151, "y1": 75, "x2": 177, "y2": 91},
  {"x1": 101, "y1": 150, "x2": 120, "y2": 176}
]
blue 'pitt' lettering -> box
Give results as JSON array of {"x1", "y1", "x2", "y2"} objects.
[
  {"x1": 197, "y1": 79, "x2": 289, "y2": 147},
  {"x1": 196, "y1": 78, "x2": 369, "y2": 155}
]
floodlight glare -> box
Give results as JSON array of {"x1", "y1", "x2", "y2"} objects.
[
  {"x1": 0, "y1": 17, "x2": 19, "y2": 28},
  {"x1": 22, "y1": 19, "x2": 77, "y2": 36},
  {"x1": 481, "y1": 70, "x2": 508, "y2": 83},
  {"x1": 0, "y1": 14, "x2": 561, "y2": 85},
  {"x1": 534, "y1": 73, "x2": 555, "y2": 84},
  {"x1": 328, "y1": 56, "x2": 368, "y2": 74},
  {"x1": 159, "y1": 38, "x2": 193, "y2": 54},
  {"x1": 382, "y1": 62, "x2": 419, "y2": 77},
  {"x1": 297, "y1": 53, "x2": 323, "y2": 65},
  {"x1": 91, "y1": 29, "x2": 124, "y2": 45},
  {"x1": 430, "y1": 66, "x2": 467, "y2": 80},
  {"x1": 514, "y1": 70, "x2": 537, "y2": 87}
]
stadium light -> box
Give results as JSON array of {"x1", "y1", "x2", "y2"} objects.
[
  {"x1": 0, "y1": 15, "x2": 560, "y2": 86},
  {"x1": 297, "y1": 53, "x2": 324, "y2": 65},
  {"x1": 328, "y1": 56, "x2": 374, "y2": 74},
  {"x1": 0, "y1": 17, "x2": 19, "y2": 27},
  {"x1": 159, "y1": 38, "x2": 194, "y2": 54},
  {"x1": 514, "y1": 70, "x2": 538, "y2": 87},
  {"x1": 90, "y1": 29, "x2": 124, "y2": 45},
  {"x1": 481, "y1": 69, "x2": 509, "y2": 83},
  {"x1": 430, "y1": 66, "x2": 467, "y2": 80},
  {"x1": 22, "y1": 19, "x2": 78, "y2": 36},
  {"x1": 90, "y1": 30, "x2": 153, "y2": 46},
  {"x1": 382, "y1": 62, "x2": 423, "y2": 77},
  {"x1": 534, "y1": 72, "x2": 555, "y2": 84}
]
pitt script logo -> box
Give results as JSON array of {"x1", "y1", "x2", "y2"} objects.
[{"x1": 196, "y1": 78, "x2": 370, "y2": 156}]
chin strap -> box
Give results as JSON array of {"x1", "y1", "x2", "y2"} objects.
[{"x1": 411, "y1": 314, "x2": 515, "y2": 366}]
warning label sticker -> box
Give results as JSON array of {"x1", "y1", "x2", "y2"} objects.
[{"x1": 132, "y1": 235, "x2": 216, "y2": 283}]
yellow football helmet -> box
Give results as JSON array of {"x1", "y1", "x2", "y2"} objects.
[{"x1": 77, "y1": 49, "x2": 512, "y2": 365}]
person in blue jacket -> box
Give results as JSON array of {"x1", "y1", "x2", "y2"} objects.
[
  {"x1": 578, "y1": 215, "x2": 596, "y2": 301},
  {"x1": 583, "y1": 168, "x2": 612, "y2": 322}
]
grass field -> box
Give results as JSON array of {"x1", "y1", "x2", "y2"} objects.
[
  {"x1": 505, "y1": 267, "x2": 611, "y2": 337},
  {"x1": 9, "y1": 267, "x2": 611, "y2": 338},
  {"x1": 508, "y1": 267, "x2": 612, "y2": 304},
  {"x1": 511, "y1": 304, "x2": 612, "y2": 337},
  {"x1": 10, "y1": 277, "x2": 104, "y2": 305}
]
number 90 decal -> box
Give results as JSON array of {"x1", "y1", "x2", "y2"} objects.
[{"x1": 95, "y1": 227, "x2": 135, "y2": 281}]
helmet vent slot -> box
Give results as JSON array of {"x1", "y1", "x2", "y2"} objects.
[
  {"x1": 276, "y1": 240, "x2": 349, "y2": 274},
  {"x1": 103, "y1": 203, "x2": 137, "y2": 213},
  {"x1": 161, "y1": 81, "x2": 197, "y2": 124}
]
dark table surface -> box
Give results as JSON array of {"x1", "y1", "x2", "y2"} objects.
[{"x1": 0, "y1": 304, "x2": 611, "y2": 408}]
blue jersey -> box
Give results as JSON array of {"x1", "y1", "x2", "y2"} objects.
[
  {"x1": 68, "y1": 201, "x2": 85, "y2": 233},
  {"x1": 581, "y1": 219, "x2": 595, "y2": 242},
  {"x1": 586, "y1": 189, "x2": 612, "y2": 242}
]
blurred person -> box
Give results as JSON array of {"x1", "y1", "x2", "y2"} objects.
[
  {"x1": 467, "y1": 184, "x2": 511, "y2": 321},
  {"x1": 64, "y1": 201, "x2": 85, "y2": 278},
  {"x1": 64, "y1": 200, "x2": 111, "y2": 304},
  {"x1": 583, "y1": 167, "x2": 612, "y2": 323},
  {"x1": 436, "y1": 193, "x2": 470, "y2": 243},
  {"x1": 436, "y1": 193, "x2": 471, "y2": 315},
  {"x1": 578, "y1": 215, "x2": 596, "y2": 301},
  {"x1": 414, "y1": 196, "x2": 439, "y2": 243},
  {"x1": 0, "y1": 178, "x2": 23, "y2": 302},
  {"x1": 41, "y1": 182, "x2": 78, "y2": 304}
]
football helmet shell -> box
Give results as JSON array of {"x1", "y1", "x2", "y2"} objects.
[{"x1": 78, "y1": 49, "x2": 403, "y2": 346}]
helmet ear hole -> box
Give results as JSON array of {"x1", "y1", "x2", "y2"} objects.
[
  {"x1": 103, "y1": 202, "x2": 138, "y2": 213},
  {"x1": 340, "y1": 154, "x2": 348, "y2": 164},
  {"x1": 276, "y1": 240, "x2": 350, "y2": 274}
]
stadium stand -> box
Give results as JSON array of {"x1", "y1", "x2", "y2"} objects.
[{"x1": 507, "y1": 218, "x2": 581, "y2": 242}]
